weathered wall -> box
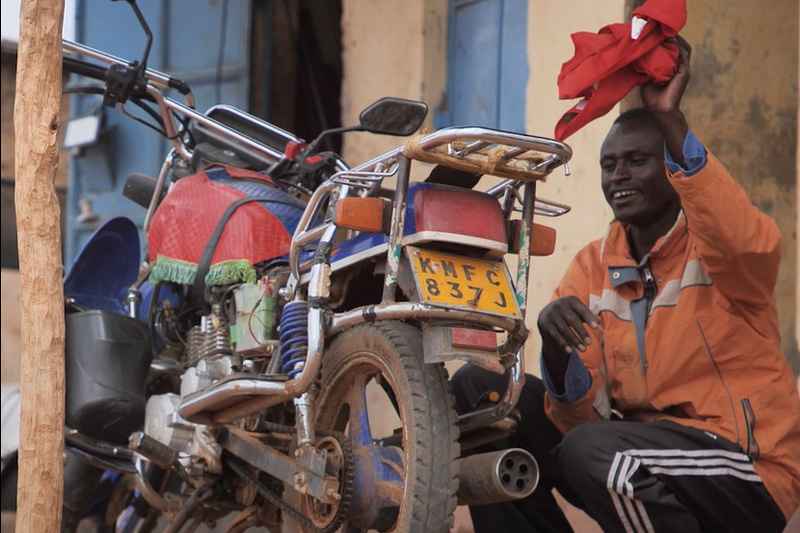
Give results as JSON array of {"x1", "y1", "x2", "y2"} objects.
[{"x1": 340, "y1": 0, "x2": 440, "y2": 168}]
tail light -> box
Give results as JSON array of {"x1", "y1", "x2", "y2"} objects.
[{"x1": 406, "y1": 185, "x2": 508, "y2": 258}]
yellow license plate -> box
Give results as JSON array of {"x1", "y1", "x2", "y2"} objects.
[{"x1": 406, "y1": 247, "x2": 521, "y2": 318}]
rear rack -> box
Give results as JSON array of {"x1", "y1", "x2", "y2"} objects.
[
  {"x1": 350, "y1": 126, "x2": 572, "y2": 181},
  {"x1": 338, "y1": 126, "x2": 574, "y2": 218},
  {"x1": 403, "y1": 126, "x2": 572, "y2": 182}
]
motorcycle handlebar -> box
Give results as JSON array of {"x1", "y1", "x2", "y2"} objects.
[
  {"x1": 61, "y1": 38, "x2": 290, "y2": 170},
  {"x1": 62, "y1": 55, "x2": 108, "y2": 83},
  {"x1": 62, "y1": 39, "x2": 196, "y2": 109}
]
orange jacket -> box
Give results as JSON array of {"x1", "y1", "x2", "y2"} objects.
[{"x1": 544, "y1": 152, "x2": 800, "y2": 519}]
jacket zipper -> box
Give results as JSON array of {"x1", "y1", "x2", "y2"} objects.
[
  {"x1": 637, "y1": 264, "x2": 657, "y2": 374},
  {"x1": 741, "y1": 398, "x2": 759, "y2": 461},
  {"x1": 642, "y1": 264, "x2": 657, "y2": 316}
]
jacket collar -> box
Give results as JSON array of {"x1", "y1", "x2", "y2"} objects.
[{"x1": 599, "y1": 210, "x2": 688, "y2": 267}]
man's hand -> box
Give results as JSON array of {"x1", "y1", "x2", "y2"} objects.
[
  {"x1": 538, "y1": 296, "x2": 601, "y2": 354},
  {"x1": 537, "y1": 296, "x2": 602, "y2": 393},
  {"x1": 640, "y1": 34, "x2": 692, "y2": 166},
  {"x1": 640, "y1": 34, "x2": 692, "y2": 115}
]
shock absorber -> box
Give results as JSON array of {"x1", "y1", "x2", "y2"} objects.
[{"x1": 279, "y1": 300, "x2": 309, "y2": 378}]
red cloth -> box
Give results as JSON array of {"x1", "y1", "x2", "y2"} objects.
[{"x1": 553, "y1": 0, "x2": 686, "y2": 141}]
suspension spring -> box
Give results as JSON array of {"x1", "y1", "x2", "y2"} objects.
[{"x1": 279, "y1": 300, "x2": 309, "y2": 378}]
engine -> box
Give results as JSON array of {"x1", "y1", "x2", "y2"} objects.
[{"x1": 143, "y1": 272, "x2": 285, "y2": 474}]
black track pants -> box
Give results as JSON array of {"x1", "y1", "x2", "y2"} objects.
[{"x1": 451, "y1": 365, "x2": 787, "y2": 533}]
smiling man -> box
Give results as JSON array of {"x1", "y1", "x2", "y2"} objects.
[
  {"x1": 452, "y1": 36, "x2": 800, "y2": 533},
  {"x1": 599, "y1": 108, "x2": 683, "y2": 262}
]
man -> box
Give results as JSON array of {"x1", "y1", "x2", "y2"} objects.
[{"x1": 452, "y1": 36, "x2": 800, "y2": 533}]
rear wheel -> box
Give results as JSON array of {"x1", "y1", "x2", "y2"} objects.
[{"x1": 305, "y1": 321, "x2": 459, "y2": 533}]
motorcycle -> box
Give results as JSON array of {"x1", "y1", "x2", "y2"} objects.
[{"x1": 5, "y1": 0, "x2": 574, "y2": 531}]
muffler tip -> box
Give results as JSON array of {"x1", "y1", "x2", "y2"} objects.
[
  {"x1": 457, "y1": 447, "x2": 539, "y2": 506},
  {"x1": 496, "y1": 448, "x2": 538, "y2": 499}
]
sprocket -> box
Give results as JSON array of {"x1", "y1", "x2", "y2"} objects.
[{"x1": 297, "y1": 434, "x2": 355, "y2": 531}]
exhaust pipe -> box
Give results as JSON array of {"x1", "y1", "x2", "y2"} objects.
[{"x1": 456, "y1": 448, "x2": 539, "y2": 506}]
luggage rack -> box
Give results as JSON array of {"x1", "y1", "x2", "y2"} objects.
[
  {"x1": 403, "y1": 126, "x2": 573, "y2": 182},
  {"x1": 339, "y1": 126, "x2": 574, "y2": 216}
]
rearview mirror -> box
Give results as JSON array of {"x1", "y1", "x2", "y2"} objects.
[{"x1": 359, "y1": 97, "x2": 428, "y2": 136}]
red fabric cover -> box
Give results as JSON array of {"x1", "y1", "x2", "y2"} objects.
[
  {"x1": 554, "y1": 0, "x2": 687, "y2": 141},
  {"x1": 148, "y1": 169, "x2": 292, "y2": 268}
]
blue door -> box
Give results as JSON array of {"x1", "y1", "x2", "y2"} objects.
[
  {"x1": 65, "y1": 0, "x2": 252, "y2": 266},
  {"x1": 437, "y1": 0, "x2": 528, "y2": 132}
]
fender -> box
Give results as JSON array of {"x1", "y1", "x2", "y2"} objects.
[{"x1": 63, "y1": 217, "x2": 141, "y2": 315}]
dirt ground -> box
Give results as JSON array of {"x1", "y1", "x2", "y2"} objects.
[
  {"x1": 451, "y1": 497, "x2": 601, "y2": 533},
  {"x1": 1, "y1": 502, "x2": 598, "y2": 533},
  {"x1": 5, "y1": 496, "x2": 800, "y2": 531}
]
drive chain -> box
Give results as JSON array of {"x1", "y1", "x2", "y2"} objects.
[{"x1": 226, "y1": 422, "x2": 354, "y2": 533}]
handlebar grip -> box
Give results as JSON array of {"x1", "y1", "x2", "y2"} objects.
[
  {"x1": 168, "y1": 78, "x2": 192, "y2": 96},
  {"x1": 63, "y1": 56, "x2": 108, "y2": 82},
  {"x1": 123, "y1": 172, "x2": 164, "y2": 209}
]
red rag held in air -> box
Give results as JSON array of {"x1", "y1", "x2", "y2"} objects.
[{"x1": 553, "y1": 0, "x2": 687, "y2": 141}]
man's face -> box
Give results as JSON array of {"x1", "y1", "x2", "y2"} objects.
[{"x1": 599, "y1": 117, "x2": 680, "y2": 227}]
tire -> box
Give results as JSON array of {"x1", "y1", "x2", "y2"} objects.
[{"x1": 306, "y1": 321, "x2": 460, "y2": 533}]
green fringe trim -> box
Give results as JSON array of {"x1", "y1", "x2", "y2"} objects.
[
  {"x1": 150, "y1": 256, "x2": 257, "y2": 286},
  {"x1": 206, "y1": 260, "x2": 257, "y2": 285}
]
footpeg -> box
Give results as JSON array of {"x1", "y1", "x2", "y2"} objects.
[{"x1": 129, "y1": 431, "x2": 180, "y2": 471}]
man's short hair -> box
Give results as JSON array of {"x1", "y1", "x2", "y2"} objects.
[{"x1": 614, "y1": 107, "x2": 654, "y2": 125}]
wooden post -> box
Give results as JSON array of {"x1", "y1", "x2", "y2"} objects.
[{"x1": 13, "y1": 1, "x2": 66, "y2": 532}]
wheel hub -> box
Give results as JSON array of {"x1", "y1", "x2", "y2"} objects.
[{"x1": 348, "y1": 444, "x2": 404, "y2": 531}]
